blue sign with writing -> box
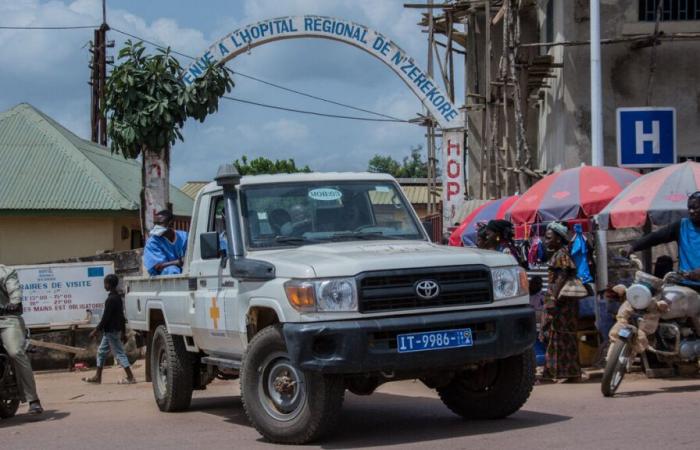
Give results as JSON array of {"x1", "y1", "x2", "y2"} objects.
[{"x1": 617, "y1": 107, "x2": 676, "y2": 168}]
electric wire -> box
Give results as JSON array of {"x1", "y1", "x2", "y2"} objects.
[
  {"x1": 222, "y1": 95, "x2": 408, "y2": 122},
  {"x1": 0, "y1": 25, "x2": 99, "y2": 29}
]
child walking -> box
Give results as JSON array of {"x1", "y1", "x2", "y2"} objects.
[{"x1": 82, "y1": 274, "x2": 136, "y2": 384}]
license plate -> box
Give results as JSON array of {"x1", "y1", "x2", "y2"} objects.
[
  {"x1": 397, "y1": 328, "x2": 473, "y2": 353},
  {"x1": 618, "y1": 327, "x2": 632, "y2": 338}
]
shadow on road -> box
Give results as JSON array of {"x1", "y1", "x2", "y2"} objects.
[
  {"x1": 189, "y1": 392, "x2": 570, "y2": 448},
  {"x1": 616, "y1": 383, "x2": 700, "y2": 398},
  {"x1": 0, "y1": 409, "x2": 70, "y2": 429}
]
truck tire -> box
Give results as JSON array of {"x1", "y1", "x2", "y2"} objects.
[
  {"x1": 437, "y1": 349, "x2": 535, "y2": 419},
  {"x1": 0, "y1": 398, "x2": 20, "y2": 419},
  {"x1": 601, "y1": 340, "x2": 631, "y2": 397},
  {"x1": 240, "y1": 325, "x2": 344, "y2": 444},
  {"x1": 151, "y1": 325, "x2": 193, "y2": 412}
]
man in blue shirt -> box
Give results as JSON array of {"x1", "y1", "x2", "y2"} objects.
[
  {"x1": 630, "y1": 191, "x2": 700, "y2": 286},
  {"x1": 144, "y1": 210, "x2": 188, "y2": 276}
]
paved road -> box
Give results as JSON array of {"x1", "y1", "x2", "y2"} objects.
[{"x1": 2, "y1": 364, "x2": 699, "y2": 449}]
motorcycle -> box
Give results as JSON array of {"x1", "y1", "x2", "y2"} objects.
[
  {"x1": 0, "y1": 304, "x2": 25, "y2": 419},
  {"x1": 601, "y1": 270, "x2": 700, "y2": 397}
]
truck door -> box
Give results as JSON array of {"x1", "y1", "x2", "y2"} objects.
[{"x1": 190, "y1": 194, "x2": 245, "y2": 358}]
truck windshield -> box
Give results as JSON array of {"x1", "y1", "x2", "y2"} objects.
[{"x1": 240, "y1": 181, "x2": 425, "y2": 249}]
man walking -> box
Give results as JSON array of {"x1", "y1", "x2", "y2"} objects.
[
  {"x1": 0, "y1": 264, "x2": 43, "y2": 414},
  {"x1": 82, "y1": 274, "x2": 136, "y2": 384}
]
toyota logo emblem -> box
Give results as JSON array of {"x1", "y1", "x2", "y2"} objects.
[{"x1": 415, "y1": 280, "x2": 440, "y2": 300}]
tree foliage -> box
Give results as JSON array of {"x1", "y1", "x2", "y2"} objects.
[
  {"x1": 368, "y1": 146, "x2": 428, "y2": 178},
  {"x1": 104, "y1": 40, "x2": 234, "y2": 158},
  {"x1": 233, "y1": 155, "x2": 312, "y2": 175}
]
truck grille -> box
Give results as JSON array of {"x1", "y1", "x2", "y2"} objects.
[{"x1": 356, "y1": 265, "x2": 492, "y2": 313}]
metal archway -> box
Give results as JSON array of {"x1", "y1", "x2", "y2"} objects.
[{"x1": 183, "y1": 15, "x2": 461, "y2": 129}]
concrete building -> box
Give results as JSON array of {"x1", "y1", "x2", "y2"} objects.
[
  {"x1": 538, "y1": 0, "x2": 700, "y2": 170},
  {"x1": 0, "y1": 103, "x2": 193, "y2": 265}
]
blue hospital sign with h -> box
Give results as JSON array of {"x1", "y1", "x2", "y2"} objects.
[{"x1": 617, "y1": 107, "x2": 676, "y2": 168}]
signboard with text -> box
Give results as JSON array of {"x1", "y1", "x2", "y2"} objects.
[
  {"x1": 16, "y1": 261, "x2": 115, "y2": 329},
  {"x1": 442, "y1": 129, "x2": 466, "y2": 231},
  {"x1": 183, "y1": 15, "x2": 461, "y2": 129},
  {"x1": 617, "y1": 107, "x2": 676, "y2": 168}
]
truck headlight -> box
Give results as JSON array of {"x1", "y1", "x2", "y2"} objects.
[
  {"x1": 492, "y1": 266, "x2": 528, "y2": 300},
  {"x1": 284, "y1": 278, "x2": 358, "y2": 312}
]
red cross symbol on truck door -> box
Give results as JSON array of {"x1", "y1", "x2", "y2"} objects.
[{"x1": 210, "y1": 297, "x2": 220, "y2": 330}]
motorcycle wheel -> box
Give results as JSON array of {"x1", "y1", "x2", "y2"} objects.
[
  {"x1": 0, "y1": 398, "x2": 20, "y2": 419},
  {"x1": 601, "y1": 340, "x2": 632, "y2": 397}
]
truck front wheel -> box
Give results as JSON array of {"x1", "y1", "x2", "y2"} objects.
[
  {"x1": 437, "y1": 349, "x2": 535, "y2": 419},
  {"x1": 240, "y1": 325, "x2": 344, "y2": 444},
  {"x1": 151, "y1": 325, "x2": 193, "y2": 412}
]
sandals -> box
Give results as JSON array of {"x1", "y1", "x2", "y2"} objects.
[
  {"x1": 81, "y1": 376, "x2": 101, "y2": 384},
  {"x1": 117, "y1": 378, "x2": 137, "y2": 385}
]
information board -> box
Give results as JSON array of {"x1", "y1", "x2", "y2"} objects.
[{"x1": 15, "y1": 261, "x2": 115, "y2": 329}]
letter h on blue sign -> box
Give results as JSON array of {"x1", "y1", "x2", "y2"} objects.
[{"x1": 617, "y1": 108, "x2": 675, "y2": 168}]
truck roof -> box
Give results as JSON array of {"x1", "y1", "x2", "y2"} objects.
[{"x1": 199, "y1": 172, "x2": 397, "y2": 195}]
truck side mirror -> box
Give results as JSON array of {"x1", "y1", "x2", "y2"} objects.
[{"x1": 200, "y1": 232, "x2": 220, "y2": 260}]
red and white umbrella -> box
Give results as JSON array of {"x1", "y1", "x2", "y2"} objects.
[{"x1": 598, "y1": 161, "x2": 700, "y2": 229}]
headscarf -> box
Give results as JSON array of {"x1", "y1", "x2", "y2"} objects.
[{"x1": 547, "y1": 221, "x2": 569, "y2": 243}]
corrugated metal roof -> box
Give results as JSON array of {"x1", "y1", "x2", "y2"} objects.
[
  {"x1": 180, "y1": 181, "x2": 209, "y2": 199},
  {"x1": 0, "y1": 103, "x2": 192, "y2": 216}
]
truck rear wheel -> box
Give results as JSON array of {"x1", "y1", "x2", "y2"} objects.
[
  {"x1": 437, "y1": 349, "x2": 535, "y2": 419},
  {"x1": 151, "y1": 325, "x2": 193, "y2": 412},
  {"x1": 240, "y1": 325, "x2": 344, "y2": 444}
]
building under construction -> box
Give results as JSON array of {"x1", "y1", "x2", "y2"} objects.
[{"x1": 412, "y1": 0, "x2": 700, "y2": 206}]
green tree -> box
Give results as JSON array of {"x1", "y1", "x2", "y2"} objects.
[
  {"x1": 104, "y1": 40, "x2": 234, "y2": 232},
  {"x1": 233, "y1": 156, "x2": 312, "y2": 175},
  {"x1": 368, "y1": 154, "x2": 402, "y2": 177},
  {"x1": 368, "y1": 145, "x2": 428, "y2": 178},
  {"x1": 399, "y1": 145, "x2": 428, "y2": 178}
]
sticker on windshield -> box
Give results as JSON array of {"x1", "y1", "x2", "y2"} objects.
[
  {"x1": 375, "y1": 185, "x2": 391, "y2": 192},
  {"x1": 308, "y1": 188, "x2": 342, "y2": 201}
]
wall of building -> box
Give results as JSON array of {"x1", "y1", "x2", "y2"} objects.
[
  {"x1": 537, "y1": 0, "x2": 700, "y2": 170},
  {"x1": 0, "y1": 213, "x2": 140, "y2": 265}
]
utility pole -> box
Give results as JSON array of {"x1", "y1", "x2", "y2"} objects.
[
  {"x1": 590, "y1": 0, "x2": 603, "y2": 166},
  {"x1": 89, "y1": 0, "x2": 113, "y2": 146}
]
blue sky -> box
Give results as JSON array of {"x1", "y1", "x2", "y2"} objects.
[{"x1": 0, "y1": 0, "x2": 444, "y2": 186}]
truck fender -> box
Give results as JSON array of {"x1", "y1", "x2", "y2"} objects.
[
  {"x1": 146, "y1": 301, "x2": 170, "y2": 332},
  {"x1": 242, "y1": 297, "x2": 288, "y2": 342}
]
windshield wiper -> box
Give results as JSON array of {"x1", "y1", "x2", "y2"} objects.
[
  {"x1": 274, "y1": 236, "x2": 319, "y2": 245},
  {"x1": 325, "y1": 232, "x2": 406, "y2": 241}
]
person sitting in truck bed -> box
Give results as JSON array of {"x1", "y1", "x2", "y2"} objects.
[{"x1": 144, "y1": 210, "x2": 188, "y2": 276}]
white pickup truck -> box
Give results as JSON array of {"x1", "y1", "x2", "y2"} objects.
[{"x1": 125, "y1": 165, "x2": 535, "y2": 444}]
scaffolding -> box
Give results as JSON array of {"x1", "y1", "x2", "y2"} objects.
[{"x1": 407, "y1": 0, "x2": 555, "y2": 205}]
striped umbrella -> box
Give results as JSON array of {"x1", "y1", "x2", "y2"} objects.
[
  {"x1": 448, "y1": 196, "x2": 519, "y2": 246},
  {"x1": 507, "y1": 165, "x2": 640, "y2": 224},
  {"x1": 598, "y1": 161, "x2": 700, "y2": 229}
]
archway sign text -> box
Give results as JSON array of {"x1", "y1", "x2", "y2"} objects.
[{"x1": 184, "y1": 15, "x2": 466, "y2": 230}]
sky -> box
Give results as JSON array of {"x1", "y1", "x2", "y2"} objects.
[{"x1": 0, "y1": 0, "x2": 448, "y2": 187}]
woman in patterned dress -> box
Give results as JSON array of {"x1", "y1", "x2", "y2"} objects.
[{"x1": 542, "y1": 222, "x2": 581, "y2": 382}]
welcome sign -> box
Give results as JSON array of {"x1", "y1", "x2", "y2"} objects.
[{"x1": 183, "y1": 15, "x2": 461, "y2": 129}]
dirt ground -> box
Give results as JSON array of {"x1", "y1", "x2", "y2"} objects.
[{"x1": 2, "y1": 363, "x2": 699, "y2": 449}]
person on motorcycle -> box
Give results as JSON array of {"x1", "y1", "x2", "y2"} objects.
[
  {"x1": 0, "y1": 265, "x2": 43, "y2": 414},
  {"x1": 629, "y1": 191, "x2": 700, "y2": 286}
]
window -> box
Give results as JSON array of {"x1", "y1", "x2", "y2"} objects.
[
  {"x1": 679, "y1": 155, "x2": 700, "y2": 162},
  {"x1": 639, "y1": 0, "x2": 700, "y2": 21},
  {"x1": 240, "y1": 181, "x2": 425, "y2": 249}
]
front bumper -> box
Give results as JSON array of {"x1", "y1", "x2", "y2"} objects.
[{"x1": 282, "y1": 306, "x2": 535, "y2": 374}]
